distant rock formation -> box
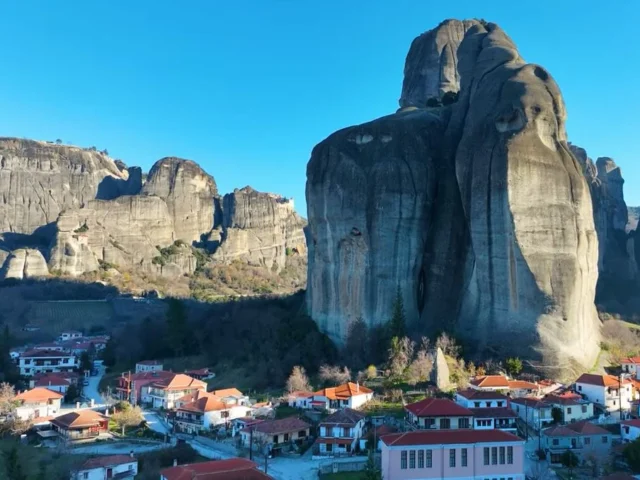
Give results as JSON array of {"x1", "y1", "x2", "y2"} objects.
[
  {"x1": 1, "y1": 248, "x2": 49, "y2": 279},
  {"x1": 211, "y1": 186, "x2": 307, "y2": 272},
  {"x1": 628, "y1": 207, "x2": 640, "y2": 233},
  {"x1": 430, "y1": 347, "x2": 451, "y2": 390},
  {"x1": 307, "y1": 19, "x2": 601, "y2": 379}
]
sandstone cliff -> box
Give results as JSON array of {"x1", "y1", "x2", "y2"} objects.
[
  {"x1": 0, "y1": 248, "x2": 49, "y2": 280},
  {"x1": 307, "y1": 19, "x2": 602, "y2": 378},
  {"x1": 212, "y1": 186, "x2": 306, "y2": 272},
  {"x1": 0, "y1": 138, "x2": 139, "y2": 234}
]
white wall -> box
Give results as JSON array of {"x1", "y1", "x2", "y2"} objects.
[
  {"x1": 74, "y1": 461, "x2": 138, "y2": 480},
  {"x1": 349, "y1": 393, "x2": 373, "y2": 409},
  {"x1": 455, "y1": 395, "x2": 507, "y2": 409},
  {"x1": 622, "y1": 424, "x2": 640, "y2": 443},
  {"x1": 576, "y1": 382, "x2": 632, "y2": 412},
  {"x1": 203, "y1": 405, "x2": 252, "y2": 429}
]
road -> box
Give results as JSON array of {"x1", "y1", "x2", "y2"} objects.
[
  {"x1": 143, "y1": 410, "x2": 171, "y2": 435},
  {"x1": 82, "y1": 365, "x2": 106, "y2": 407},
  {"x1": 71, "y1": 441, "x2": 171, "y2": 455}
]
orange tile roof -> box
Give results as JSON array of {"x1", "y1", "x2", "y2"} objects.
[
  {"x1": 576, "y1": 373, "x2": 631, "y2": 388},
  {"x1": 15, "y1": 387, "x2": 63, "y2": 402},
  {"x1": 34, "y1": 374, "x2": 73, "y2": 388},
  {"x1": 80, "y1": 455, "x2": 135, "y2": 470},
  {"x1": 51, "y1": 410, "x2": 107, "y2": 429},
  {"x1": 470, "y1": 375, "x2": 510, "y2": 388},
  {"x1": 288, "y1": 391, "x2": 314, "y2": 398},
  {"x1": 313, "y1": 382, "x2": 373, "y2": 400},
  {"x1": 211, "y1": 388, "x2": 244, "y2": 398},
  {"x1": 178, "y1": 392, "x2": 232, "y2": 413},
  {"x1": 151, "y1": 373, "x2": 206, "y2": 391},
  {"x1": 160, "y1": 458, "x2": 271, "y2": 480},
  {"x1": 507, "y1": 380, "x2": 539, "y2": 390},
  {"x1": 622, "y1": 357, "x2": 640, "y2": 364}
]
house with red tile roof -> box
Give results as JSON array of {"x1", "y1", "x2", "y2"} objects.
[
  {"x1": 379, "y1": 430, "x2": 524, "y2": 480},
  {"x1": 51, "y1": 410, "x2": 108, "y2": 440},
  {"x1": 311, "y1": 382, "x2": 373, "y2": 411},
  {"x1": 184, "y1": 368, "x2": 214, "y2": 380},
  {"x1": 160, "y1": 458, "x2": 272, "y2": 480},
  {"x1": 135, "y1": 360, "x2": 164, "y2": 374},
  {"x1": 316, "y1": 408, "x2": 367, "y2": 456},
  {"x1": 232, "y1": 417, "x2": 264, "y2": 437},
  {"x1": 404, "y1": 398, "x2": 473, "y2": 430},
  {"x1": 542, "y1": 420, "x2": 615, "y2": 464},
  {"x1": 510, "y1": 397, "x2": 554, "y2": 428},
  {"x1": 142, "y1": 373, "x2": 207, "y2": 409},
  {"x1": 14, "y1": 387, "x2": 63, "y2": 420},
  {"x1": 74, "y1": 454, "x2": 138, "y2": 480},
  {"x1": 116, "y1": 370, "x2": 175, "y2": 405},
  {"x1": 621, "y1": 356, "x2": 640, "y2": 377},
  {"x1": 575, "y1": 373, "x2": 634, "y2": 412},
  {"x1": 621, "y1": 419, "x2": 640, "y2": 443},
  {"x1": 29, "y1": 372, "x2": 79, "y2": 394},
  {"x1": 469, "y1": 407, "x2": 518, "y2": 433},
  {"x1": 174, "y1": 390, "x2": 252, "y2": 434},
  {"x1": 543, "y1": 392, "x2": 594, "y2": 423},
  {"x1": 469, "y1": 375, "x2": 541, "y2": 397},
  {"x1": 287, "y1": 391, "x2": 314, "y2": 409},
  {"x1": 240, "y1": 417, "x2": 311, "y2": 455},
  {"x1": 18, "y1": 349, "x2": 78, "y2": 376},
  {"x1": 454, "y1": 389, "x2": 509, "y2": 409}
]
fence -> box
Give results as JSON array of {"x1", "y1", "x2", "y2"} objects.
[{"x1": 318, "y1": 458, "x2": 370, "y2": 475}]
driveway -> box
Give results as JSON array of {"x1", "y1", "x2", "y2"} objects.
[
  {"x1": 82, "y1": 366, "x2": 106, "y2": 406},
  {"x1": 143, "y1": 410, "x2": 171, "y2": 435}
]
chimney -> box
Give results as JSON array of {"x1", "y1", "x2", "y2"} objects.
[
  {"x1": 130, "y1": 450, "x2": 134, "y2": 458},
  {"x1": 173, "y1": 459, "x2": 178, "y2": 467},
  {"x1": 356, "y1": 382, "x2": 359, "y2": 393}
]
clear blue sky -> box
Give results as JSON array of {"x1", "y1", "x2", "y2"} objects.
[{"x1": 1, "y1": 1, "x2": 639, "y2": 215}]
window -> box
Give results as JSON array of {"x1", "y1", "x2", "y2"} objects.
[
  {"x1": 449, "y1": 449, "x2": 456, "y2": 467},
  {"x1": 409, "y1": 450, "x2": 416, "y2": 468},
  {"x1": 343, "y1": 428, "x2": 350, "y2": 437},
  {"x1": 602, "y1": 436, "x2": 609, "y2": 444},
  {"x1": 507, "y1": 446, "x2": 513, "y2": 464},
  {"x1": 584, "y1": 437, "x2": 591, "y2": 445},
  {"x1": 552, "y1": 439, "x2": 559, "y2": 446},
  {"x1": 567, "y1": 407, "x2": 572, "y2": 414},
  {"x1": 484, "y1": 447, "x2": 490, "y2": 465},
  {"x1": 459, "y1": 418, "x2": 470, "y2": 429},
  {"x1": 499, "y1": 446, "x2": 505, "y2": 464},
  {"x1": 401, "y1": 451, "x2": 407, "y2": 469},
  {"x1": 578, "y1": 385, "x2": 582, "y2": 391},
  {"x1": 326, "y1": 443, "x2": 333, "y2": 452},
  {"x1": 440, "y1": 418, "x2": 451, "y2": 429},
  {"x1": 497, "y1": 401, "x2": 504, "y2": 407},
  {"x1": 83, "y1": 473, "x2": 88, "y2": 479},
  {"x1": 418, "y1": 449, "x2": 424, "y2": 468},
  {"x1": 272, "y1": 435, "x2": 278, "y2": 443},
  {"x1": 491, "y1": 447, "x2": 497, "y2": 465},
  {"x1": 426, "y1": 449, "x2": 432, "y2": 467},
  {"x1": 474, "y1": 402, "x2": 481, "y2": 408},
  {"x1": 486, "y1": 402, "x2": 491, "y2": 407},
  {"x1": 582, "y1": 405, "x2": 587, "y2": 413},
  {"x1": 284, "y1": 433, "x2": 289, "y2": 442},
  {"x1": 424, "y1": 418, "x2": 435, "y2": 428},
  {"x1": 298, "y1": 430, "x2": 306, "y2": 438},
  {"x1": 462, "y1": 448, "x2": 467, "y2": 467}
]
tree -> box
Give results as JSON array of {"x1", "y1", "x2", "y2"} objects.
[
  {"x1": 406, "y1": 348, "x2": 433, "y2": 386},
  {"x1": 3, "y1": 445, "x2": 26, "y2": 480},
  {"x1": 79, "y1": 351, "x2": 92, "y2": 373},
  {"x1": 624, "y1": 438, "x2": 640, "y2": 473},
  {"x1": 111, "y1": 402, "x2": 144, "y2": 435},
  {"x1": 505, "y1": 357, "x2": 523, "y2": 376},
  {"x1": 476, "y1": 365, "x2": 486, "y2": 376},
  {"x1": 362, "y1": 453, "x2": 382, "y2": 480},
  {"x1": 55, "y1": 139, "x2": 62, "y2": 144},
  {"x1": 0, "y1": 382, "x2": 17, "y2": 415},
  {"x1": 0, "y1": 326, "x2": 18, "y2": 384},
  {"x1": 65, "y1": 384, "x2": 79, "y2": 403},
  {"x1": 319, "y1": 365, "x2": 351, "y2": 386},
  {"x1": 388, "y1": 288, "x2": 406, "y2": 339},
  {"x1": 551, "y1": 407, "x2": 563, "y2": 424},
  {"x1": 343, "y1": 318, "x2": 369, "y2": 372},
  {"x1": 435, "y1": 332, "x2": 460, "y2": 358},
  {"x1": 366, "y1": 365, "x2": 378, "y2": 380},
  {"x1": 101, "y1": 337, "x2": 117, "y2": 367},
  {"x1": 286, "y1": 366, "x2": 311, "y2": 393},
  {"x1": 387, "y1": 336, "x2": 414, "y2": 379},
  {"x1": 166, "y1": 299, "x2": 196, "y2": 357},
  {"x1": 560, "y1": 449, "x2": 579, "y2": 475}
]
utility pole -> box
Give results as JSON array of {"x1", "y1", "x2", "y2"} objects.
[
  {"x1": 249, "y1": 427, "x2": 254, "y2": 461},
  {"x1": 620, "y1": 371, "x2": 624, "y2": 420},
  {"x1": 525, "y1": 400, "x2": 529, "y2": 441}
]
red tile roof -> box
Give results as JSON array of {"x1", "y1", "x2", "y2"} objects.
[
  {"x1": 320, "y1": 408, "x2": 366, "y2": 427},
  {"x1": 21, "y1": 349, "x2": 73, "y2": 358},
  {"x1": 544, "y1": 393, "x2": 583, "y2": 406},
  {"x1": 405, "y1": 398, "x2": 473, "y2": 417},
  {"x1": 456, "y1": 389, "x2": 509, "y2": 401},
  {"x1": 576, "y1": 373, "x2": 631, "y2": 388},
  {"x1": 313, "y1": 382, "x2": 372, "y2": 400},
  {"x1": 151, "y1": 374, "x2": 206, "y2": 391},
  {"x1": 543, "y1": 420, "x2": 610, "y2": 437},
  {"x1": 469, "y1": 407, "x2": 518, "y2": 419},
  {"x1": 15, "y1": 387, "x2": 63, "y2": 402},
  {"x1": 160, "y1": 458, "x2": 271, "y2": 480},
  {"x1": 243, "y1": 417, "x2": 310, "y2": 435},
  {"x1": 51, "y1": 410, "x2": 107, "y2": 429},
  {"x1": 511, "y1": 397, "x2": 550, "y2": 409},
  {"x1": 622, "y1": 357, "x2": 640, "y2": 364},
  {"x1": 185, "y1": 368, "x2": 211, "y2": 376},
  {"x1": 80, "y1": 455, "x2": 135, "y2": 470},
  {"x1": 470, "y1": 375, "x2": 510, "y2": 389},
  {"x1": 621, "y1": 419, "x2": 640, "y2": 428},
  {"x1": 507, "y1": 380, "x2": 539, "y2": 390},
  {"x1": 381, "y1": 429, "x2": 523, "y2": 447},
  {"x1": 211, "y1": 388, "x2": 244, "y2": 398},
  {"x1": 288, "y1": 391, "x2": 314, "y2": 398},
  {"x1": 34, "y1": 374, "x2": 73, "y2": 388},
  {"x1": 178, "y1": 392, "x2": 235, "y2": 414}
]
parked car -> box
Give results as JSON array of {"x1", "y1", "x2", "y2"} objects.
[{"x1": 83, "y1": 379, "x2": 89, "y2": 386}]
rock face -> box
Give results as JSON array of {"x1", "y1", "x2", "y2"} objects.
[
  {"x1": 628, "y1": 207, "x2": 640, "y2": 233},
  {"x1": 1, "y1": 248, "x2": 49, "y2": 279},
  {"x1": 142, "y1": 157, "x2": 217, "y2": 243},
  {"x1": 307, "y1": 19, "x2": 601, "y2": 379},
  {"x1": 0, "y1": 138, "x2": 134, "y2": 234},
  {"x1": 430, "y1": 347, "x2": 450, "y2": 390},
  {"x1": 212, "y1": 187, "x2": 307, "y2": 271}
]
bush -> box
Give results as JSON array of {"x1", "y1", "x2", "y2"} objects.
[
  {"x1": 74, "y1": 223, "x2": 89, "y2": 233},
  {"x1": 426, "y1": 97, "x2": 441, "y2": 108},
  {"x1": 441, "y1": 91, "x2": 459, "y2": 105},
  {"x1": 152, "y1": 256, "x2": 166, "y2": 266}
]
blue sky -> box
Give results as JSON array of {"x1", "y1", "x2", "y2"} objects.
[{"x1": 1, "y1": 1, "x2": 638, "y2": 215}]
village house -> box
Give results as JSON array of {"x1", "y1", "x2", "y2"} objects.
[
  {"x1": 14, "y1": 387, "x2": 63, "y2": 420},
  {"x1": 622, "y1": 419, "x2": 640, "y2": 444},
  {"x1": 18, "y1": 349, "x2": 78, "y2": 376},
  {"x1": 543, "y1": 392, "x2": 594, "y2": 423},
  {"x1": 380, "y1": 429, "x2": 525, "y2": 480},
  {"x1": 311, "y1": 382, "x2": 373, "y2": 411},
  {"x1": 405, "y1": 398, "x2": 474, "y2": 430},
  {"x1": 542, "y1": 420, "x2": 615, "y2": 464},
  {"x1": 29, "y1": 372, "x2": 79, "y2": 394},
  {"x1": 33, "y1": 343, "x2": 66, "y2": 352},
  {"x1": 116, "y1": 370, "x2": 175, "y2": 405},
  {"x1": 72, "y1": 454, "x2": 138, "y2": 480},
  {"x1": 135, "y1": 360, "x2": 164, "y2": 374},
  {"x1": 287, "y1": 391, "x2": 314, "y2": 409},
  {"x1": 574, "y1": 373, "x2": 633, "y2": 412},
  {"x1": 58, "y1": 330, "x2": 83, "y2": 342},
  {"x1": 174, "y1": 390, "x2": 252, "y2": 434},
  {"x1": 142, "y1": 373, "x2": 206, "y2": 409},
  {"x1": 51, "y1": 410, "x2": 108, "y2": 440},
  {"x1": 469, "y1": 375, "x2": 540, "y2": 397},
  {"x1": 160, "y1": 458, "x2": 271, "y2": 480},
  {"x1": 240, "y1": 417, "x2": 311, "y2": 455},
  {"x1": 455, "y1": 389, "x2": 509, "y2": 409},
  {"x1": 232, "y1": 417, "x2": 264, "y2": 437},
  {"x1": 469, "y1": 408, "x2": 518, "y2": 433},
  {"x1": 184, "y1": 368, "x2": 214, "y2": 380},
  {"x1": 210, "y1": 387, "x2": 249, "y2": 406},
  {"x1": 507, "y1": 380, "x2": 542, "y2": 398},
  {"x1": 316, "y1": 408, "x2": 367, "y2": 456},
  {"x1": 621, "y1": 357, "x2": 640, "y2": 377},
  {"x1": 510, "y1": 397, "x2": 554, "y2": 428}
]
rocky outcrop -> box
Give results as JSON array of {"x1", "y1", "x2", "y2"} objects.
[
  {"x1": 0, "y1": 138, "x2": 134, "y2": 234},
  {"x1": 212, "y1": 187, "x2": 306, "y2": 272},
  {"x1": 142, "y1": 157, "x2": 217, "y2": 243},
  {"x1": 1, "y1": 248, "x2": 49, "y2": 279},
  {"x1": 307, "y1": 19, "x2": 601, "y2": 379},
  {"x1": 430, "y1": 347, "x2": 450, "y2": 390},
  {"x1": 628, "y1": 207, "x2": 640, "y2": 233}
]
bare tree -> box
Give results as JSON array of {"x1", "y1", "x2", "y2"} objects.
[
  {"x1": 111, "y1": 403, "x2": 143, "y2": 435},
  {"x1": 435, "y1": 333, "x2": 460, "y2": 358},
  {"x1": 406, "y1": 349, "x2": 433, "y2": 386},
  {"x1": 0, "y1": 382, "x2": 17, "y2": 415},
  {"x1": 527, "y1": 461, "x2": 554, "y2": 480},
  {"x1": 286, "y1": 366, "x2": 311, "y2": 393},
  {"x1": 387, "y1": 337, "x2": 414, "y2": 378},
  {"x1": 319, "y1": 365, "x2": 351, "y2": 385}
]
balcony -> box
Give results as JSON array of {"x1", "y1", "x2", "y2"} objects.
[{"x1": 176, "y1": 416, "x2": 203, "y2": 426}]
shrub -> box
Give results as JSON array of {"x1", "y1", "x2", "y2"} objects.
[
  {"x1": 74, "y1": 223, "x2": 89, "y2": 233},
  {"x1": 426, "y1": 97, "x2": 441, "y2": 108},
  {"x1": 441, "y1": 91, "x2": 459, "y2": 105},
  {"x1": 152, "y1": 256, "x2": 165, "y2": 266}
]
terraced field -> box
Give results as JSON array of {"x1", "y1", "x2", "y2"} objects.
[{"x1": 28, "y1": 300, "x2": 115, "y2": 332}]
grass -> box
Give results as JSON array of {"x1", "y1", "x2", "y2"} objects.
[
  {"x1": 320, "y1": 473, "x2": 365, "y2": 480},
  {"x1": 0, "y1": 439, "x2": 87, "y2": 479},
  {"x1": 362, "y1": 399, "x2": 405, "y2": 419},
  {"x1": 274, "y1": 405, "x2": 300, "y2": 419}
]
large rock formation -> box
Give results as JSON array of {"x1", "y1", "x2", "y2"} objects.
[
  {"x1": 212, "y1": 186, "x2": 306, "y2": 272},
  {"x1": 307, "y1": 19, "x2": 601, "y2": 379},
  {"x1": 0, "y1": 138, "x2": 138, "y2": 234},
  {"x1": 1, "y1": 248, "x2": 49, "y2": 279},
  {"x1": 142, "y1": 157, "x2": 217, "y2": 243}
]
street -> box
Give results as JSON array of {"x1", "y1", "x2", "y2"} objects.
[
  {"x1": 142, "y1": 410, "x2": 171, "y2": 435},
  {"x1": 82, "y1": 365, "x2": 106, "y2": 407}
]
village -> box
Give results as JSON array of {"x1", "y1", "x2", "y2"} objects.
[{"x1": 4, "y1": 327, "x2": 640, "y2": 479}]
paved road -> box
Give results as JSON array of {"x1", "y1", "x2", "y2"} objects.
[
  {"x1": 83, "y1": 366, "x2": 106, "y2": 406},
  {"x1": 143, "y1": 410, "x2": 171, "y2": 435},
  {"x1": 71, "y1": 441, "x2": 171, "y2": 455}
]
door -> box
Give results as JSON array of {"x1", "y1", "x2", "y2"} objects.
[{"x1": 107, "y1": 468, "x2": 113, "y2": 479}]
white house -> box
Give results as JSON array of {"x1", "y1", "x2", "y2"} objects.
[
  {"x1": 621, "y1": 357, "x2": 640, "y2": 377},
  {"x1": 510, "y1": 397, "x2": 554, "y2": 428},
  {"x1": 71, "y1": 454, "x2": 138, "y2": 480},
  {"x1": 174, "y1": 390, "x2": 252, "y2": 434},
  {"x1": 18, "y1": 349, "x2": 78, "y2": 376},
  {"x1": 287, "y1": 391, "x2": 314, "y2": 409},
  {"x1": 469, "y1": 408, "x2": 518, "y2": 433},
  {"x1": 469, "y1": 375, "x2": 540, "y2": 397},
  {"x1": 455, "y1": 389, "x2": 509, "y2": 409},
  {"x1": 30, "y1": 372, "x2": 78, "y2": 394},
  {"x1": 574, "y1": 373, "x2": 633, "y2": 412},
  {"x1": 141, "y1": 374, "x2": 206, "y2": 409},
  {"x1": 312, "y1": 382, "x2": 373, "y2": 411},
  {"x1": 135, "y1": 360, "x2": 164, "y2": 374},
  {"x1": 543, "y1": 393, "x2": 594, "y2": 423},
  {"x1": 317, "y1": 408, "x2": 367, "y2": 456},
  {"x1": 59, "y1": 330, "x2": 83, "y2": 342},
  {"x1": 622, "y1": 419, "x2": 640, "y2": 443},
  {"x1": 14, "y1": 387, "x2": 63, "y2": 420}
]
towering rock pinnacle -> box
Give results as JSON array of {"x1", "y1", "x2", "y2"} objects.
[{"x1": 306, "y1": 19, "x2": 601, "y2": 379}]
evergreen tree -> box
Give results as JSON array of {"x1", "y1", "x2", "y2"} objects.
[
  {"x1": 363, "y1": 453, "x2": 382, "y2": 480},
  {"x1": 3, "y1": 446, "x2": 26, "y2": 480},
  {"x1": 79, "y1": 351, "x2": 92, "y2": 372},
  {"x1": 101, "y1": 337, "x2": 117, "y2": 367},
  {"x1": 0, "y1": 326, "x2": 18, "y2": 383},
  {"x1": 388, "y1": 287, "x2": 406, "y2": 340},
  {"x1": 166, "y1": 299, "x2": 196, "y2": 357}
]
